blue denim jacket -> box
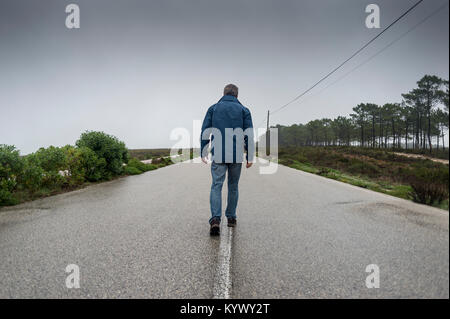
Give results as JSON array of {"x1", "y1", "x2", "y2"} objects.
[{"x1": 201, "y1": 95, "x2": 254, "y2": 163}]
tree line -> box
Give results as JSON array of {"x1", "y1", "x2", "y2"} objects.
[{"x1": 275, "y1": 75, "x2": 449, "y2": 152}]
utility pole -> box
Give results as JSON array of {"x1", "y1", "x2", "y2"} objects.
[{"x1": 266, "y1": 110, "x2": 270, "y2": 156}]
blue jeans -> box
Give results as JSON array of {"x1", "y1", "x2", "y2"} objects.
[{"x1": 209, "y1": 162, "x2": 242, "y2": 224}]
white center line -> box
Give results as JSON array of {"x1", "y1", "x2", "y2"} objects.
[{"x1": 213, "y1": 226, "x2": 233, "y2": 299}]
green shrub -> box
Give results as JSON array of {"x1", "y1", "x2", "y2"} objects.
[
  {"x1": 150, "y1": 157, "x2": 163, "y2": 165},
  {"x1": 278, "y1": 146, "x2": 449, "y2": 209},
  {"x1": 79, "y1": 147, "x2": 107, "y2": 182},
  {"x1": 63, "y1": 146, "x2": 106, "y2": 184},
  {"x1": 17, "y1": 155, "x2": 44, "y2": 194},
  {"x1": 338, "y1": 157, "x2": 350, "y2": 163},
  {"x1": 151, "y1": 157, "x2": 173, "y2": 167},
  {"x1": 317, "y1": 167, "x2": 331, "y2": 176},
  {"x1": 34, "y1": 146, "x2": 67, "y2": 172},
  {"x1": 0, "y1": 145, "x2": 23, "y2": 205},
  {"x1": 30, "y1": 147, "x2": 67, "y2": 189},
  {"x1": 76, "y1": 131, "x2": 128, "y2": 178},
  {"x1": 128, "y1": 149, "x2": 170, "y2": 161},
  {"x1": 408, "y1": 167, "x2": 449, "y2": 205},
  {"x1": 124, "y1": 166, "x2": 142, "y2": 175},
  {"x1": 347, "y1": 160, "x2": 380, "y2": 177},
  {"x1": 63, "y1": 146, "x2": 85, "y2": 185},
  {"x1": 161, "y1": 157, "x2": 173, "y2": 166},
  {"x1": 127, "y1": 158, "x2": 157, "y2": 173},
  {"x1": 279, "y1": 158, "x2": 294, "y2": 166}
]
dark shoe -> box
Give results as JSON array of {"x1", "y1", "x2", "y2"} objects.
[
  {"x1": 210, "y1": 219, "x2": 220, "y2": 236},
  {"x1": 227, "y1": 218, "x2": 237, "y2": 227}
]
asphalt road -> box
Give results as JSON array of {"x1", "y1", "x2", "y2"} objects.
[{"x1": 0, "y1": 160, "x2": 448, "y2": 298}]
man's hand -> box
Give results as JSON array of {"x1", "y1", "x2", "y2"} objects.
[
  {"x1": 246, "y1": 162, "x2": 253, "y2": 169},
  {"x1": 202, "y1": 157, "x2": 208, "y2": 164}
]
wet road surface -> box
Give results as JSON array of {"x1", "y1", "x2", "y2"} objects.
[{"x1": 0, "y1": 160, "x2": 448, "y2": 298}]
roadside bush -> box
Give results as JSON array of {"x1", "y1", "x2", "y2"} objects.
[
  {"x1": 278, "y1": 146, "x2": 449, "y2": 209},
  {"x1": 34, "y1": 146, "x2": 67, "y2": 172},
  {"x1": 79, "y1": 147, "x2": 107, "y2": 182},
  {"x1": 338, "y1": 157, "x2": 350, "y2": 164},
  {"x1": 160, "y1": 157, "x2": 172, "y2": 166},
  {"x1": 279, "y1": 158, "x2": 294, "y2": 166},
  {"x1": 126, "y1": 158, "x2": 157, "y2": 173},
  {"x1": 293, "y1": 154, "x2": 309, "y2": 163},
  {"x1": 124, "y1": 165, "x2": 142, "y2": 175},
  {"x1": 150, "y1": 157, "x2": 163, "y2": 165},
  {"x1": 76, "y1": 131, "x2": 129, "y2": 178},
  {"x1": 128, "y1": 149, "x2": 170, "y2": 161},
  {"x1": 408, "y1": 167, "x2": 449, "y2": 205},
  {"x1": 32, "y1": 146, "x2": 67, "y2": 188},
  {"x1": 63, "y1": 146, "x2": 85, "y2": 185},
  {"x1": 17, "y1": 155, "x2": 44, "y2": 194},
  {"x1": 63, "y1": 146, "x2": 107, "y2": 184},
  {"x1": 151, "y1": 157, "x2": 173, "y2": 167},
  {"x1": 317, "y1": 167, "x2": 331, "y2": 176},
  {"x1": 0, "y1": 145, "x2": 23, "y2": 205},
  {"x1": 347, "y1": 160, "x2": 380, "y2": 177},
  {"x1": 1, "y1": 130, "x2": 180, "y2": 206}
]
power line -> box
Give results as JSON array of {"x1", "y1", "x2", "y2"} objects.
[
  {"x1": 259, "y1": 0, "x2": 425, "y2": 125},
  {"x1": 298, "y1": 1, "x2": 449, "y2": 107}
]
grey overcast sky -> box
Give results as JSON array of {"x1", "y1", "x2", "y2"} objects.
[{"x1": 1, "y1": 0, "x2": 448, "y2": 153}]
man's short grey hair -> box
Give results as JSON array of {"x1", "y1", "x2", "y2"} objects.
[{"x1": 224, "y1": 84, "x2": 239, "y2": 97}]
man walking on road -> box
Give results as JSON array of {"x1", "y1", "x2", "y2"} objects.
[{"x1": 201, "y1": 84, "x2": 254, "y2": 236}]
